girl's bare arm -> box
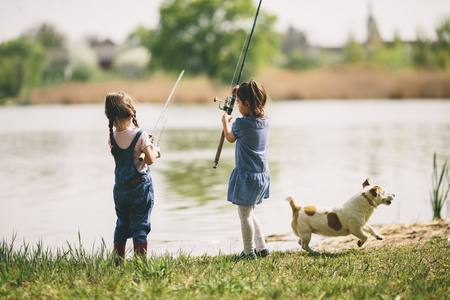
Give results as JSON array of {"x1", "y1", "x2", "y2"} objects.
[
  {"x1": 143, "y1": 144, "x2": 158, "y2": 165},
  {"x1": 222, "y1": 113, "x2": 236, "y2": 143}
]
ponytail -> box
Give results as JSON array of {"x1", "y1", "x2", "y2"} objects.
[{"x1": 237, "y1": 79, "x2": 267, "y2": 118}]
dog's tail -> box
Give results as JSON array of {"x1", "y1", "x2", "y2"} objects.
[{"x1": 286, "y1": 196, "x2": 301, "y2": 213}]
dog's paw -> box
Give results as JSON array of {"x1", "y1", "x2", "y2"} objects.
[{"x1": 357, "y1": 240, "x2": 364, "y2": 247}]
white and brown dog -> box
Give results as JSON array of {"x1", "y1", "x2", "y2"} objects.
[{"x1": 287, "y1": 178, "x2": 395, "y2": 253}]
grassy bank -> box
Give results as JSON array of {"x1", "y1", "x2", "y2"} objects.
[
  {"x1": 1, "y1": 237, "x2": 449, "y2": 299},
  {"x1": 29, "y1": 68, "x2": 450, "y2": 105}
]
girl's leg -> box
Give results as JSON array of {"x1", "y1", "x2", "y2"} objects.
[
  {"x1": 252, "y1": 211, "x2": 267, "y2": 252},
  {"x1": 238, "y1": 205, "x2": 255, "y2": 255},
  {"x1": 130, "y1": 177, "x2": 154, "y2": 258}
]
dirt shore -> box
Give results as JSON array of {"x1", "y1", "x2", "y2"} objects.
[
  {"x1": 267, "y1": 220, "x2": 450, "y2": 251},
  {"x1": 30, "y1": 68, "x2": 450, "y2": 104}
]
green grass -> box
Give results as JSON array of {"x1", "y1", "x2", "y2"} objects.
[{"x1": 1, "y1": 237, "x2": 449, "y2": 299}]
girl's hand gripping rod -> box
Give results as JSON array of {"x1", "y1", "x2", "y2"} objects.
[
  {"x1": 212, "y1": 0, "x2": 262, "y2": 169},
  {"x1": 139, "y1": 70, "x2": 185, "y2": 162}
]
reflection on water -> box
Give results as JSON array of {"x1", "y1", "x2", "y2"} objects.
[
  {"x1": 160, "y1": 129, "x2": 280, "y2": 209},
  {"x1": 0, "y1": 100, "x2": 449, "y2": 256}
]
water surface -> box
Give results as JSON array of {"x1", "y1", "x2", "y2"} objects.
[{"x1": 1, "y1": 100, "x2": 449, "y2": 255}]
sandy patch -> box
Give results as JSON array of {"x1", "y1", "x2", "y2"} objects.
[{"x1": 266, "y1": 220, "x2": 450, "y2": 251}]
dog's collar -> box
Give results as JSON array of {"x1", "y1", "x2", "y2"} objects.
[{"x1": 362, "y1": 193, "x2": 377, "y2": 208}]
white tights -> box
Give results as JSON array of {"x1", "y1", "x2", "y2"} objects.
[{"x1": 238, "y1": 206, "x2": 267, "y2": 255}]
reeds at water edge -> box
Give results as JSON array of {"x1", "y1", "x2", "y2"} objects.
[{"x1": 430, "y1": 152, "x2": 450, "y2": 221}]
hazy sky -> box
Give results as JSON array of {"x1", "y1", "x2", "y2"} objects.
[{"x1": 1, "y1": 0, "x2": 450, "y2": 47}]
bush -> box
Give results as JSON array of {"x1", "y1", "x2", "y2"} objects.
[
  {"x1": 114, "y1": 47, "x2": 150, "y2": 78},
  {"x1": 70, "y1": 63, "x2": 96, "y2": 82},
  {"x1": 0, "y1": 36, "x2": 47, "y2": 103}
]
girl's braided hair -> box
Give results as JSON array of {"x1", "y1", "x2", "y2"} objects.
[
  {"x1": 236, "y1": 79, "x2": 267, "y2": 118},
  {"x1": 104, "y1": 91, "x2": 139, "y2": 158}
]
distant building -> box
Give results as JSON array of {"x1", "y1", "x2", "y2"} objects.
[
  {"x1": 46, "y1": 47, "x2": 70, "y2": 71},
  {"x1": 93, "y1": 39, "x2": 118, "y2": 70},
  {"x1": 282, "y1": 26, "x2": 309, "y2": 54},
  {"x1": 366, "y1": 2, "x2": 383, "y2": 55},
  {"x1": 45, "y1": 47, "x2": 71, "y2": 81}
]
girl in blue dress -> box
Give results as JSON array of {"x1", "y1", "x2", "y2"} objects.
[
  {"x1": 221, "y1": 79, "x2": 270, "y2": 260},
  {"x1": 105, "y1": 91, "x2": 159, "y2": 263}
]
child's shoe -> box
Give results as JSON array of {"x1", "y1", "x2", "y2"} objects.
[
  {"x1": 232, "y1": 251, "x2": 257, "y2": 261},
  {"x1": 255, "y1": 248, "x2": 270, "y2": 258}
]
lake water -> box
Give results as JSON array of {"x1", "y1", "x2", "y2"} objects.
[{"x1": 1, "y1": 100, "x2": 449, "y2": 256}]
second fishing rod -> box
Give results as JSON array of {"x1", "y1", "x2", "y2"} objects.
[{"x1": 212, "y1": 0, "x2": 263, "y2": 169}]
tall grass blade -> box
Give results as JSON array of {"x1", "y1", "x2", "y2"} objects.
[{"x1": 430, "y1": 152, "x2": 450, "y2": 220}]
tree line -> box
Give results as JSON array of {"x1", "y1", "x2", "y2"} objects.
[{"x1": 1, "y1": 0, "x2": 449, "y2": 104}]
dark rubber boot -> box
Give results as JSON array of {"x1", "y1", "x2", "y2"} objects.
[
  {"x1": 113, "y1": 241, "x2": 126, "y2": 265},
  {"x1": 133, "y1": 242, "x2": 148, "y2": 258}
]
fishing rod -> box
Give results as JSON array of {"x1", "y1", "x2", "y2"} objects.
[
  {"x1": 212, "y1": 0, "x2": 263, "y2": 169},
  {"x1": 139, "y1": 70, "x2": 185, "y2": 161}
]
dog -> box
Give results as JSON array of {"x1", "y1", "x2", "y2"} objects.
[{"x1": 287, "y1": 178, "x2": 395, "y2": 253}]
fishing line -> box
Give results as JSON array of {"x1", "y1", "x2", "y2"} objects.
[
  {"x1": 228, "y1": 31, "x2": 250, "y2": 95},
  {"x1": 213, "y1": 0, "x2": 263, "y2": 169},
  {"x1": 152, "y1": 70, "x2": 185, "y2": 146}
]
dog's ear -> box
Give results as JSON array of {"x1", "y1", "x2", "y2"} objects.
[
  {"x1": 370, "y1": 186, "x2": 381, "y2": 197},
  {"x1": 363, "y1": 178, "x2": 370, "y2": 188}
]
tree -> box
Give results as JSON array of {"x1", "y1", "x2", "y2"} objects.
[
  {"x1": 150, "y1": 0, "x2": 280, "y2": 81},
  {"x1": 0, "y1": 36, "x2": 47, "y2": 103},
  {"x1": 343, "y1": 35, "x2": 365, "y2": 64},
  {"x1": 30, "y1": 23, "x2": 66, "y2": 49},
  {"x1": 374, "y1": 32, "x2": 411, "y2": 70},
  {"x1": 433, "y1": 16, "x2": 450, "y2": 70},
  {"x1": 30, "y1": 23, "x2": 69, "y2": 84},
  {"x1": 412, "y1": 29, "x2": 433, "y2": 69}
]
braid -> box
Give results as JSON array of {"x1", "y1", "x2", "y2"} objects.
[
  {"x1": 132, "y1": 113, "x2": 140, "y2": 128},
  {"x1": 108, "y1": 119, "x2": 117, "y2": 159},
  {"x1": 105, "y1": 90, "x2": 139, "y2": 159}
]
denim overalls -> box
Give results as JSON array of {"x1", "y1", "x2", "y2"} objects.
[{"x1": 111, "y1": 130, "x2": 154, "y2": 243}]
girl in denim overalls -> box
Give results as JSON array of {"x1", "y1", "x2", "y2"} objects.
[
  {"x1": 221, "y1": 80, "x2": 270, "y2": 260},
  {"x1": 105, "y1": 91, "x2": 159, "y2": 261}
]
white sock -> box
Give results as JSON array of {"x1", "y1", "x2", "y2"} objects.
[
  {"x1": 238, "y1": 206, "x2": 255, "y2": 255},
  {"x1": 252, "y1": 211, "x2": 267, "y2": 251}
]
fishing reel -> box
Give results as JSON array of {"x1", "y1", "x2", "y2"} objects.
[{"x1": 214, "y1": 95, "x2": 236, "y2": 112}]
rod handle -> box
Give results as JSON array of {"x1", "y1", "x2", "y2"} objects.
[
  {"x1": 139, "y1": 152, "x2": 145, "y2": 162},
  {"x1": 213, "y1": 131, "x2": 226, "y2": 169}
]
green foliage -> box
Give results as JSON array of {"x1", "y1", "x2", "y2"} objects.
[
  {"x1": 0, "y1": 36, "x2": 47, "y2": 103},
  {"x1": 343, "y1": 35, "x2": 365, "y2": 64},
  {"x1": 284, "y1": 50, "x2": 319, "y2": 70},
  {"x1": 150, "y1": 0, "x2": 280, "y2": 81},
  {"x1": 128, "y1": 26, "x2": 155, "y2": 50},
  {"x1": 430, "y1": 153, "x2": 450, "y2": 221},
  {"x1": 71, "y1": 63, "x2": 96, "y2": 82},
  {"x1": 32, "y1": 23, "x2": 67, "y2": 48},
  {"x1": 374, "y1": 34, "x2": 412, "y2": 70},
  {"x1": 412, "y1": 29, "x2": 433, "y2": 69},
  {"x1": 433, "y1": 16, "x2": 450, "y2": 70},
  {"x1": 413, "y1": 17, "x2": 450, "y2": 70}
]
